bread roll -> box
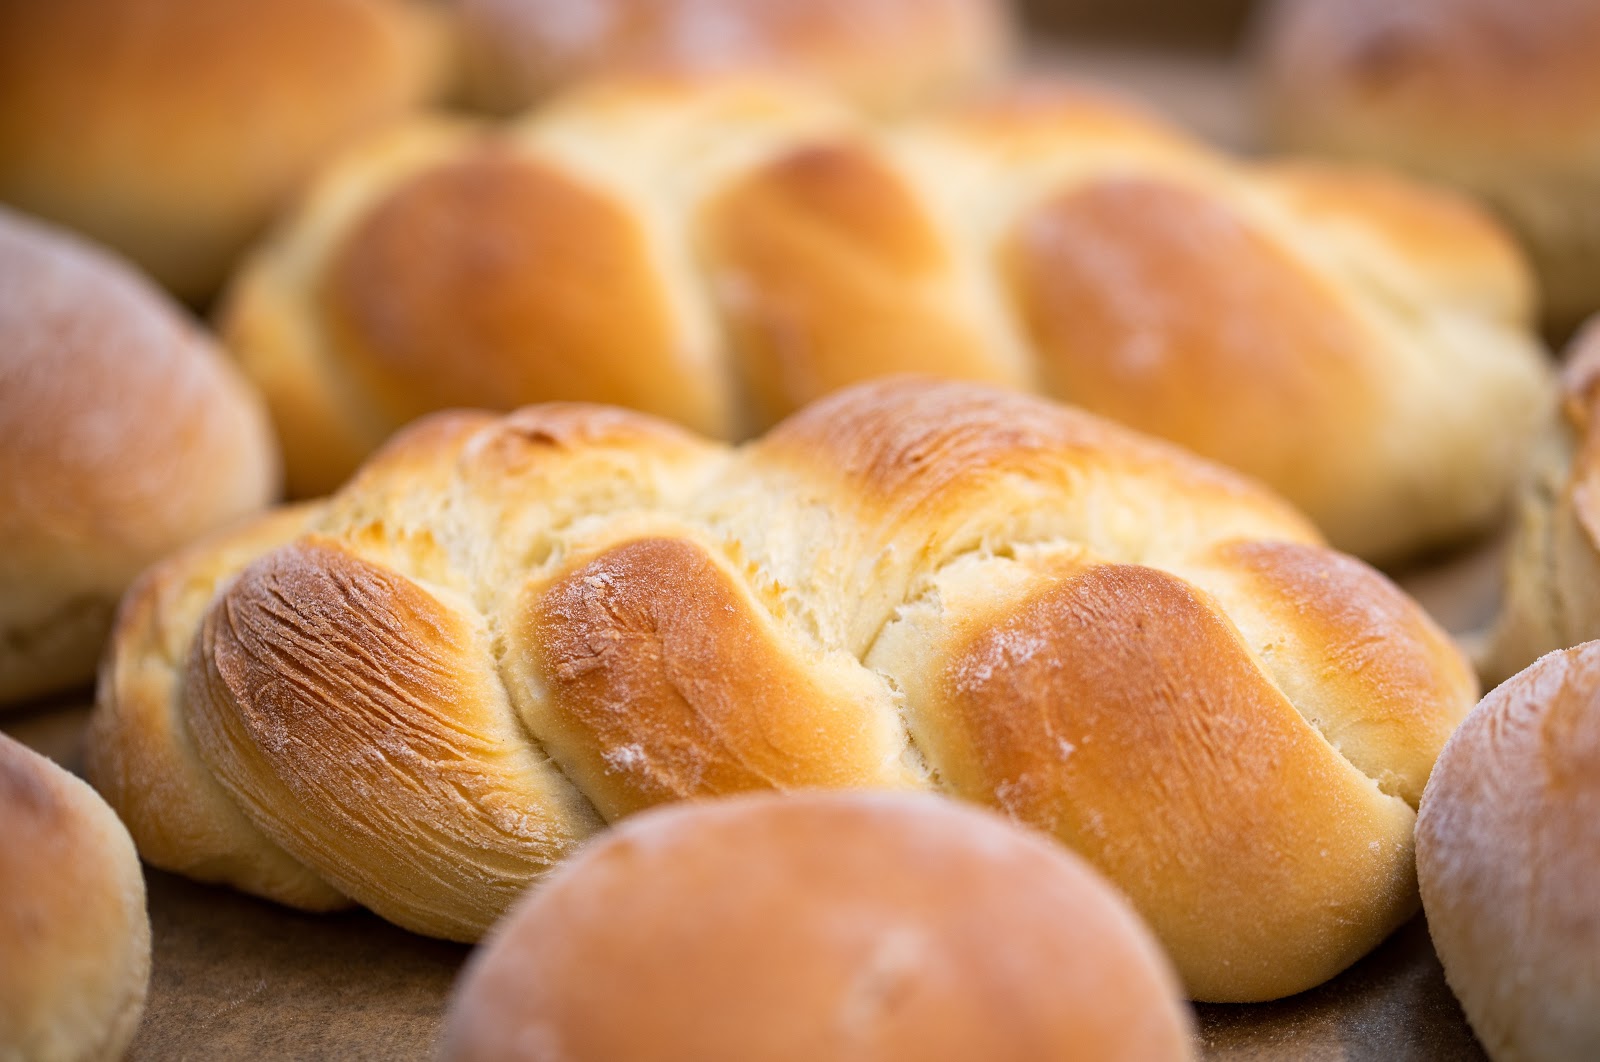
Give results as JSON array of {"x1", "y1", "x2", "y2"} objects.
[
  {"x1": 1483, "y1": 319, "x2": 1600, "y2": 684},
  {"x1": 0, "y1": 0, "x2": 446, "y2": 302},
  {"x1": 450, "y1": 0, "x2": 1013, "y2": 115},
  {"x1": 442, "y1": 792, "x2": 1196, "y2": 1062},
  {"x1": 1257, "y1": 0, "x2": 1600, "y2": 331},
  {"x1": 88, "y1": 377, "x2": 1477, "y2": 1002},
  {"x1": 221, "y1": 73, "x2": 1552, "y2": 562},
  {"x1": 1417, "y1": 641, "x2": 1600, "y2": 1062},
  {"x1": 0, "y1": 207, "x2": 280, "y2": 707},
  {"x1": 0, "y1": 733, "x2": 151, "y2": 1062}
]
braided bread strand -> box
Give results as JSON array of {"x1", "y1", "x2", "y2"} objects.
[
  {"x1": 89, "y1": 378, "x2": 1475, "y2": 1002},
  {"x1": 223, "y1": 75, "x2": 1552, "y2": 562}
]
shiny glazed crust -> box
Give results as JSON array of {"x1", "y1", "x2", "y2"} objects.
[
  {"x1": 442, "y1": 792, "x2": 1196, "y2": 1062},
  {"x1": 221, "y1": 74, "x2": 1552, "y2": 562},
  {"x1": 87, "y1": 377, "x2": 1478, "y2": 1002}
]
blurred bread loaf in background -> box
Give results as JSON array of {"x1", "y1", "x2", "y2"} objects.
[
  {"x1": 222, "y1": 72, "x2": 1551, "y2": 563},
  {"x1": 1484, "y1": 319, "x2": 1600, "y2": 683},
  {"x1": 0, "y1": 0, "x2": 448, "y2": 302},
  {"x1": 0, "y1": 208, "x2": 279, "y2": 707},
  {"x1": 1417, "y1": 641, "x2": 1600, "y2": 1062},
  {"x1": 0, "y1": 732, "x2": 151, "y2": 1062},
  {"x1": 450, "y1": 0, "x2": 1015, "y2": 115},
  {"x1": 1257, "y1": 0, "x2": 1600, "y2": 333},
  {"x1": 443, "y1": 793, "x2": 1196, "y2": 1062}
]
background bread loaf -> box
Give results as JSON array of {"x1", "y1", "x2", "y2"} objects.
[
  {"x1": 443, "y1": 792, "x2": 1196, "y2": 1062},
  {"x1": 450, "y1": 0, "x2": 1014, "y2": 115},
  {"x1": 0, "y1": 208, "x2": 279, "y2": 707},
  {"x1": 0, "y1": 0, "x2": 447, "y2": 302},
  {"x1": 88, "y1": 378, "x2": 1477, "y2": 1002},
  {"x1": 1417, "y1": 641, "x2": 1600, "y2": 1062},
  {"x1": 222, "y1": 74, "x2": 1552, "y2": 562},
  {"x1": 1257, "y1": 0, "x2": 1600, "y2": 333},
  {"x1": 0, "y1": 733, "x2": 151, "y2": 1062}
]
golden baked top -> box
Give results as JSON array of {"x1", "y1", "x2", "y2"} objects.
[{"x1": 90, "y1": 377, "x2": 1477, "y2": 1002}]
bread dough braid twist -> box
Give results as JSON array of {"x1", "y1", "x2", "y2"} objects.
[
  {"x1": 88, "y1": 377, "x2": 1476, "y2": 1002},
  {"x1": 221, "y1": 75, "x2": 1552, "y2": 562}
]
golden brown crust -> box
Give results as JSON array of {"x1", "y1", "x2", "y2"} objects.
[
  {"x1": 323, "y1": 145, "x2": 724, "y2": 435},
  {"x1": 442, "y1": 793, "x2": 1195, "y2": 1062},
  {"x1": 0, "y1": 0, "x2": 445, "y2": 300},
  {"x1": 0, "y1": 207, "x2": 279, "y2": 707},
  {"x1": 225, "y1": 74, "x2": 1549, "y2": 562},
  {"x1": 870, "y1": 554, "x2": 1424, "y2": 1001},
  {"x1": 1417, "y1": 641, "x2": 1600, "y2": 1062},
  {"x1": 0, "y1": 733, "x2": 150, "y2": 1062},
  {"x1": 1193, "y1": 540, "x2": 1475, "y2": 807},
  {"x1": 1008, "y1": 176, "x2": 1379, "y2": 525},
  {"x1": 85, "y1": 505, "x2": 347, "y2": 911},
  {"x1": 510, "y1": 534, "x2": 917, "y2": 819},
  {"x1": 703, "y1": 140, "x2": 1019, "y2": 426},
  {"x1": 452, "y1": 0, "x2": 1013, "y2": 115},
  {"x1": 189, "y1": 536, "x2": 601, "y2": 941},
  {"x1": 92, "y1": 378, "x2": 1479, "y2": 1001}
]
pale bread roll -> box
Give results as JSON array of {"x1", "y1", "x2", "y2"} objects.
[
  {"x1": 442, "y1": 792, "x2": 1195, "y2": 1062},
  {"x1": 0, "y1": 733, "x2": 151, "y2": 1062},
  {"x1": 1417, "y1": 641, "x2": 1600, "y2": 1062},
  {"x1": 0, "y1": 207, "x2": 279, "y2": 707}
]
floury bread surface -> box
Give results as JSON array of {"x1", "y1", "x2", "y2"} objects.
[
  {"x1": 442, "y1": 793, "x2": 1195, "y2": 1062},
  {"x1": 0, "y1": 734, "x2": 151, "y2": 1062},
  {"x1": 1417, "y1": 642, "x2": 1600, "y2": 1062},
  {"x1": 88, "y1": 378, "x2": 1476, "y2": 1003},
  {"x1": 220, "y1": 74, "x2": 1552, "y2": 563},
  {"x1": 0, "y1": 208, "x2": 279, "y2": 707}
]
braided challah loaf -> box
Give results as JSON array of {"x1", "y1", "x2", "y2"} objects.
[
  {"x1": 88, "y1": 378, "x2": 1476, "y2": 1003},
  {"x1": 222, "y1": 75, "x2": 1551, "y2": 562}
]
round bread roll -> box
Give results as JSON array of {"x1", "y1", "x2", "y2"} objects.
[
  {"x1": 1483, "y1": 318, "x2": 1600, "y2": 684},
  {"x1": 88, "y1": 377, "x2": 1477, "y2": 1002},
  {"x1": 442, "y1": 791, "x2": 1195, "y2": 1062},
  {"x1": 221, "y1": 73, "x2": 1552, "y2": 562},
  {"x1": 0, "y1": 207, "x2": 280, "y2": 707},
  {"x1": 1417, "y1": 641, "x2": 1600, "y2": 1062},
  {"x1": 0, "y1": 0, "x2": 446, "y2": 302},
  {"x1": 0, "y1": 732, "x2": 151, "y2": 1062},
  {"x1": 1257, "y1": 0, "x2": 1600, "y2": 331},
  {"x1": 450, "y1": 0, "x2": 1013, "y2": 116}
]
